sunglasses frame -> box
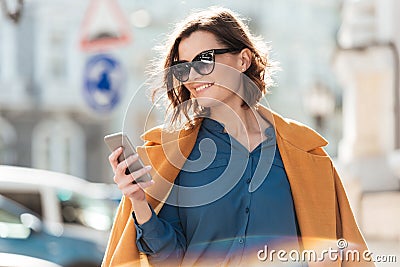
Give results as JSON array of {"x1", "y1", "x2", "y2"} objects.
[{"x1": 171, "y1": 48, "x2": 239, "y2": 82}]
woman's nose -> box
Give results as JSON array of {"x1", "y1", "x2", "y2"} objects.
[{"x1": 187, "y1": 66, "x2": 203, "y2": 81}]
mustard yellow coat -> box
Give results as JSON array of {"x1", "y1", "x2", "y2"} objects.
[{"x1": 102, "y1": 106, "x2": 375, "y2": 267}]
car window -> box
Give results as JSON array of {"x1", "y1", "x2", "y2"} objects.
[
  {"x1": 0, "y1": 209, "x2": 30, "y2": 239},
  {"x1": 0, "y1": 209, "x2": 19, "y2": 224},
  {"x1": 0, "y1": 192, "x2": 42, "y2": 218},
  {"x1": 57, "y1": 190, "x2": 118, "y2": 231}
]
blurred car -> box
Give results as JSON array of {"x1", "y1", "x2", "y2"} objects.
[
  {"x1": 0, "y1": 195, "x2": 103, "y2": 267},
  {"x1": 0, "y1": 253, "x2": 62, "y2": 267},
  {"x1": 0, "y1": 165, "x2": 120, "y2": 250}
]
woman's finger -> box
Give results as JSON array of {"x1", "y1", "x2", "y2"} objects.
[
  {"x1": 116, "y1": 153, "x2": 139, "y2": 175},
  {"x1": 108, "y1": 147, "x2": 123, "y2": 172},
  {"x1": 130, "y1": 165, "x2": 152, "y2": 183}
]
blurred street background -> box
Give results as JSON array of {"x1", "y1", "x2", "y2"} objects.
[{"x1": 0, "y1": 0, "x2": 399, "y2": 266}]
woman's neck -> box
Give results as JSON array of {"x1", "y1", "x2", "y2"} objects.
[{"x1": 208, "y1": 102, "x2": 271, "y2": 142}]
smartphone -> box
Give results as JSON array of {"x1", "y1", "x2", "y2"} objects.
[{"x1": 104, "y1": 132, "x2": 152, "y2": 183}]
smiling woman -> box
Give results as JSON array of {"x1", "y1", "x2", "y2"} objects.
[{"x1": 103, "y1": 6, "x2": 375, "y2": 267}]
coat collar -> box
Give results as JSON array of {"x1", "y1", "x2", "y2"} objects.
[{"x1": 263, "y1": 107, "x2": 328, "y2": 152}]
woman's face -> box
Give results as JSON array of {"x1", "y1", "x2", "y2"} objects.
[{"x1": 177, "y1": 31, "x2": 245, "y2": 108}]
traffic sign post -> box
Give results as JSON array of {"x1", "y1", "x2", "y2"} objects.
[
  {"x1": 83, "y1": 54, "x2": 125, "y2": 113},
  {"x1": 79, "y1": 0, "x2": 132, "y2": 52}
]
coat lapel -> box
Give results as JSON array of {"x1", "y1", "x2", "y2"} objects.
[
  {"x1": 276, "y1": 134, "x2": 337, "y2": 244},
  {"x1": 262, "y1": 108, "x2": 340, "y2": 266}
]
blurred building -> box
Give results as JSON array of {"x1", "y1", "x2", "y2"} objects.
[
  {"x1": 0, "y1": 1, "x2": 109, "y2": 182},
  {"x1": 334, "y1": 0, "x2": 400, "y2": 243}
]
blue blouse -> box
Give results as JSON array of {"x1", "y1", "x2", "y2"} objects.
[{"x1": 133, "y1": 118, "x2": 303, "y2": 266}]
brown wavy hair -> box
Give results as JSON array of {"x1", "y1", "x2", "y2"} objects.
[{"x1": 149, "y1": 7, "x2": 278, "y2": 129}]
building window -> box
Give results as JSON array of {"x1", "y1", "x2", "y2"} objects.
[
  {"x1": 32, "y1": 115, "x2": 86, "y2": 178},
  {"x1": 0, "y1": 116, "x2": 17, "y2": 164},
  {"x1": 49, "y1": 30, "x2": 67, "y2": 79}
]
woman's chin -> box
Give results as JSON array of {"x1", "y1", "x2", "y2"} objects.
[{"x1": 195, "y1": 97, "x2": 223, "y2": 108}]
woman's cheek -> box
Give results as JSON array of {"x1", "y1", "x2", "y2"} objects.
[{"x1": 213, "y1": 65, "x2": 242, "y2": 93}]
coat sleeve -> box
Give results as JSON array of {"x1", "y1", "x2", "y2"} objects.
[
  {"x1": 332, "y1": 164, "x2": 376, "y2": 267},
  {"x1": 101, "y1": 196, "x2": 150, "y2": 267}
]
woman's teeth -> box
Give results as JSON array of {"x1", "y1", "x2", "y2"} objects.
[{"x1": 195, "y1": 83, "x2": 213, "y2": 92}]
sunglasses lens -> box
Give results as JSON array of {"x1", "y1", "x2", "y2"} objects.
[
  {"x1": 193, "y1": 51, "x2": 214, "y2": 75},
  {"x1": 172, "y1": 63, "x2": 190, "y2": 82},
  {"x1": 192, "y1": 61, "x2": 214, "y2": 76}
]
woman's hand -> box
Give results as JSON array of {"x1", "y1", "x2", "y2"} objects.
[{"x1": 109, "y1": 147, "x2": 154, "y2": 203}]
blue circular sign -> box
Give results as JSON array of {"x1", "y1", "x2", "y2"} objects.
[{"x1": 83, "y1": 54, "x2": 125, "y2": 112}]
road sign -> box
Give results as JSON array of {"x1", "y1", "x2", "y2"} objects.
[
  {"x1": 79, "y1": 0, "x2": 132, "y2": 52},
  {"x1": 83, "y1": 54, "x2": 125, "y2": 112}
]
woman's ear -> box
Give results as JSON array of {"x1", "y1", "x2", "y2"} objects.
[{"x1": 238, "y1": 48, "x2": 252, "y2": 72}]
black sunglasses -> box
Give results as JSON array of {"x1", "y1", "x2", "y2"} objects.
[{"x1": 171, "y1": 48, "x2": 239, "y2": 82}]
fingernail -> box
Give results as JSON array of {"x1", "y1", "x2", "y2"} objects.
[
  {"x1": 145, "y1": 165, "x2": 152, "y2": 170},
  {"x1": 132, "y1": 154, "x2": 139, "y2": 158}
]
